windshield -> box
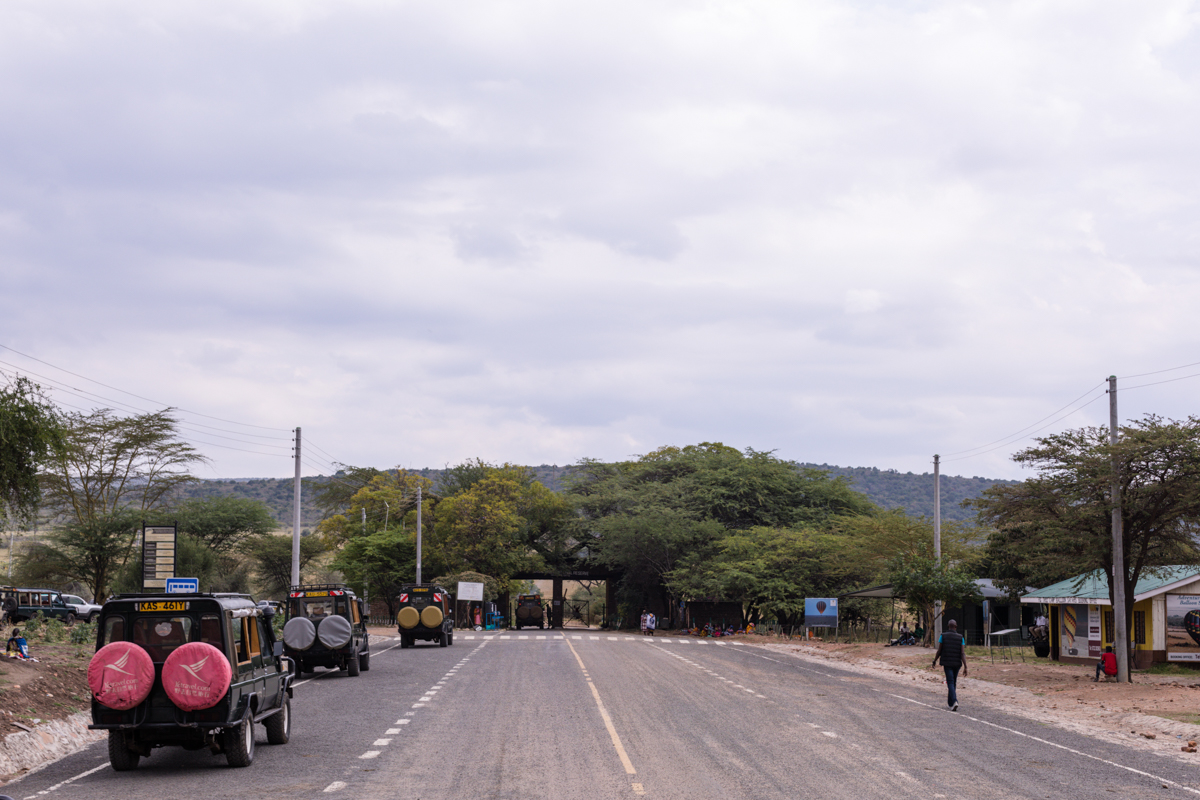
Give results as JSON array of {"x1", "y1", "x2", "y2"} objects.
[{"x1": 295, "y1": 597, "x2": 346, "y2": 619}]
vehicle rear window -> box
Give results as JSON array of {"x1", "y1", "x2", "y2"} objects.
[
  {"x1": 198, "y1": 614, "x2": 223, "y2": 646},
  {"x1": 102, "y1": 616, "x2": 125, "y2": 646},
  {"x1": 132, "y1": 616, "x2": 193, "y2": 662},
  {"x1": 294, "y1": 597, "x2": 346, "y2": 618}
]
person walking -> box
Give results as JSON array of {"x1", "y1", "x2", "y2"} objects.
[
  {"x1": 932, "y1": 618, "x2": 967, "y2": 711},
  {"x1": 647, "y1": 612, "x2": 656, "y2": 637},
  {"x1": 640, "y1": 610, "x2": 648, "y2": 635}
]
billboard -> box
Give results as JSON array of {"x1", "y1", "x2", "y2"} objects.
[
  {"x1": 1166, "y1": 594, "x2": 1200, "y2": 661},
  {"x1": 805, "y1": 598, "x2": 838, "y2": 628},
  {"x1": 1059, "y1": 603, "x2": 1088, "y2": 658}
]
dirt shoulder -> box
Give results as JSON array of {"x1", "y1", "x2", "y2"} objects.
[
  {"x1": 749, "y1": 636, "x2": 1200, "y2": 763},
  {"x1": 0, "y1": 643, "x2": 93, "y2": 736}
]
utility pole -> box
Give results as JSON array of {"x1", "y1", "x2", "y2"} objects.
[
  {"x1": 291, "y1": 427, "x2": 302, "y2": 589},
  {"x1": 933, "y1": 454, "x2": 942, "y2": 643},
  {"x1": 416, "y1": 485, "x2": 423, "y2": 585},
  {"x1": 362, "y1": 507, "x2": 368, "y2": 606},
  {"x1": 1109, "y1": 376, "x2": 1130, "y2": 682}
]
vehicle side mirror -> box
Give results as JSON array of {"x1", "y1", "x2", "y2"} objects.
[{"x1": 273, "y1": 641, "x2": 283, "y2": 657}]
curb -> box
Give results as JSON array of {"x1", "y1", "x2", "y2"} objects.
[{"x1": 0, "y1": 713, "x2": 104, "y2": 784}]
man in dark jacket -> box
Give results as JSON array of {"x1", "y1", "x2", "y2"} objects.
[{"x1": 932, "y1": 619, "x2": 968, "y2": 711}]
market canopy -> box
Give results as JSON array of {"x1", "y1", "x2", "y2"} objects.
[{"x1": 841, "y1": 579, "x2": 1024, "y2": 601}]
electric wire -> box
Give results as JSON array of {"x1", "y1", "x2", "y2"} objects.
[
  {"x1": 1120, "y1": 360, "x2": 1200, "y2": 380},
  {"x1": 1121, "y1": 371, "x2": 1200, "y2": 392},
  {"x1": 943, "y1": 392, "x2": 1107, "y2": 463},
  {"x1": 940, "y1": 381, "x2": 1107, "y2": 458},
  {"x1": 0, "y1": 343, "x2": 292, "y2": 432}
]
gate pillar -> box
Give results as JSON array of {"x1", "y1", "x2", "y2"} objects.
[{"x1": 552, "y1": 578, "x2": 564, "y2": 628}]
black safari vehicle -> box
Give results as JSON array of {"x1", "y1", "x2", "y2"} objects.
[
  {"x1": 283, "y1": 584, "x2": 370, "y2": 676},
  {"x1": 88, "y1": 592, "x2": 292, "y2": 770},
  {"x1": 514, "y1": 594, "x2": 545, "y2": 630},
  {"x1": 397, "y1": 584, "x2": 454, "y2": 648}
]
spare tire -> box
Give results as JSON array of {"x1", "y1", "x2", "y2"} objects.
[
  {"x1": 398, "y1": 607, "x2": 420, "y2": 629},
  {"x1": 88, "y1": 642, "x2": 155, "y2": 711},
  {"x1": 162, "y1": 642, "x2": 232, "y2": 711},
  {"x1": 420, "y1": 606, "x2": 444, "y2": 628},
  {"x1": 283, "y1": 617, "x2": 317, "y2": 651},
  {"x1": 317, "y1": 614, "x2": 352, "y2": 649}
]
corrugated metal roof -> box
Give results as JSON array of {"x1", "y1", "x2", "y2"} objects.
[{"x1": 1020, "y1": 565, "x2": 1200, "y2": 604}]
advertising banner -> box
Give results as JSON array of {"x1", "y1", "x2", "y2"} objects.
[
  {"x1": 1088, "y1": 605, "x2": 1102, "y2": 658},
  {"x1": 1059, "y1": 604, "x2": 1087, "y2": 657},
  {"x1": 805, "y1": 598, "x2": 838, "y2": 628},
  {"x1": 457, "y1": 581, "x2": 484, "y2": 603},
  {"x1": 1166, "y1": 594, "x2": 1200, "y2": 661}
]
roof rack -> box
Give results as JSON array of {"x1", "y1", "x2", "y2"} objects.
[{"x1": 288, "y1": 583, "x2": 349, "y2": 593}]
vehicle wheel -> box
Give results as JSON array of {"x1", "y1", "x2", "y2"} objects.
[
  {"x1": 88, "y1": 612, "x2": 98, "y2": 623},
  {"x1": 346, "y1": 651, "x2": 360, "y2": 676},
  {"x1": 66, "y1": 613, "x2": 76, "y2": 626},
  {"x1": 107, "y1": 730, "x2": 140, "y2": 771},
  {"x1": 401, "y1": 635, "x2": 411, "y2": 649},
  {"x1": 439, "y1": 631, "x2": 448, "y2": 648},
  {"x1": 360, "y1": 649, "x2": 370, "y2": 671},
  {"x1": 265, "y1": 697, "x2": 290, "y2": 745},
  {"x1": 448, "y1": 632, "x2": 454, "y2": 646},
  {"x1": 224, "y1": 718, "x2": 256, "y2": 767}
]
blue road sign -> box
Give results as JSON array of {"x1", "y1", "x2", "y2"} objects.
[{"x1": 166, "y1": 577, "x2": 199, "y2": 594}]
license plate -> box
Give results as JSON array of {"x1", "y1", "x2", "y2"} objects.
[
  {"x1": 305, "y1": 591, "x2": 329, "y2": 597},
  {"x1": 137, "y1": 601, "x2": 188, "y2": 612}
]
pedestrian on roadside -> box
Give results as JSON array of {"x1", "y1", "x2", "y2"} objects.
[
  {"x1": 1094, "y1": 646, "x2": 1118, "y2": 682},
  {"x1": 647, "y1": 612, "x2": 656, "y2": 636},
  {"x1": 640, "y1": 610, "x2": 648, "y2": 635},
  {"x1": 932, "y1": 618, "x2": 967, "y2": 711}
]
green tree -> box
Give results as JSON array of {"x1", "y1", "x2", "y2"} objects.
[
  {"x1": 820, "y1": 510, "x2": 983, "y2": 590},
  {"x1": 167, "y1": 496, "x2": 277, "y2": 552},
  {"x1": 431, "y1": 475, "x2": 544, "y2": 581},
  {"x1": 974, "y1": 416, "x2": 1200, "y2": 637},
  {"x1": 0, "y1": 376, "x2": 63, "y2": 528},
  {"x1": 21, "y1": 509, "x2": 142, "y2": 601},
  {"x1": 315, "y1": 469, "x2": 433, "y2": 550},
  {"x1": 39, "y1": 408, "x2": 206, "y2": 524},
  {"x1": 245, "y1": 534, "x2": 325, "y2": 597},
  {"x1": 888, "y1": 549, "x2": 981, "y2": 644},
  {"x1": 332, "y1": 527, "x2": 417, "y2": 619},
  {"x1": 307, "y1": 465, "x2": 385, "y2": 520}
]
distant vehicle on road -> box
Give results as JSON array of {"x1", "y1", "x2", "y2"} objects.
[
  {"x1": 0, "y1": 587, "x2": 78, "y2": 624},
  {"x1": 62, "y1": 594, "x2": 103, "y2": 623},
  {"x1": 397, "y1": 584, "x2": 454, "y2": 647},
  {"x1": 283, "y1": 585, "x2": 370, "y2": 675},
  {"x1": 514, "y1": 594, "x2": 544, "y2": 630},
  {"x1": 89, "y1": 591, "x2": 293, "y2": 770}
]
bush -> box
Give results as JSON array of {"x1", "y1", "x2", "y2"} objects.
[{"x1": 70, "y1": 620, "x2": 97, "y2": 645}]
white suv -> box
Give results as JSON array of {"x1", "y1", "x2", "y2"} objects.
[{"x1": 62, "y1": 594, "x2": 102, "y2": 622}]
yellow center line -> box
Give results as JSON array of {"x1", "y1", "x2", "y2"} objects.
[{"x1": 563, "y1": 635, "x2": 638, "y2": 777}]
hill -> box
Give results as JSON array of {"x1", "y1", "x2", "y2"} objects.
[{"x1": 170, "y1": 462, "x2": 1011, "y2": 528}]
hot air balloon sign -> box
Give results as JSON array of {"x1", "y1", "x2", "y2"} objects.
[{"x1": 805, "y1": 598, "x2": 838, "y2": 628}]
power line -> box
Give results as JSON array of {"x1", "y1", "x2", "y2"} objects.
[
  {"x1": 0, "y1": 343, "x2": 292, "y2": 432},
  {"x1": 943, "y1": 392, "x2": 1106, "y2": 463},
  {"x1": 1120, "y1": 360, "x2": 1200, "y2": 380},
  {"x1": 1122, "y1": 371, "x2": 1200, "y2": 392},
  {"x1": 941, "y1": 381, "x2": 1107, "y2": 458}
]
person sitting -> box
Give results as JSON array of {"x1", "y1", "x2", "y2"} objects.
[
  {"x1": 1095, "y1": 646, "x2": 1118, "y2": 681},
  {"x1": 6, "y1": 628, "x2": 29, "y2": 659}
]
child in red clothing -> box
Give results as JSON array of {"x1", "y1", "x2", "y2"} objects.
[{"x1": 1094, "y1": 645, "x2": 1118, "y2": 681}]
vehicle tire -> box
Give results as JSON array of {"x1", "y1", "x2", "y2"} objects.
[
  {"x1": 439, "y1": 631, "x2": 447, "y2": 648},
  {"x1": 401, "y1": 635, "x2": 411, "y2": 649},
  {"x1": 360, "y1": 649, "x2": 370, "y2": 671},
  {"x1": 448, "y1": 632, "x2": 454, "y2": 646},
  {"x1": 265, "y1": 697, "x2": 290, "y2": 745},
  {"x1": 88, "y1": 612, "x2": 98, "y2": 623},
  {"x1": 346, "y1": 651, "x2": 360, "y2": 676},
  {"x1": 66, "y1": 613, "x2": 76, "y2": 626},
  {"x1": 107, "y1": 730, "x2": 140, "y2": 771},
  {"x1": 224, "y1": 718, "x2": 255, "y2": 767}
]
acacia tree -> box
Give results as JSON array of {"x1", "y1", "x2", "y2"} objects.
[
  {"x1": 976, "y1": 416, "x2": 1200, "y2": 659},
  {"x1": 888, "y1": 549, "x2": 981, "y2": 644},
  {"x1": 0, "y1": 376, "x2": 63, "y2": 528},
  {"x1": 18, "y1": 509, "x2": 142, "y2": 601},
  {"x1": 40, "y1": 408, "x2": 206, "y2": 524}
]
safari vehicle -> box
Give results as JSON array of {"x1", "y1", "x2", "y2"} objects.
[
  {"x1": 88, "y1": 592, "x2": 293, "y2": 770},
  {"x1": 0, "y1": 587, "x2": 78, "y2": 624},
  {"x1": 514, "y1": 595, "x2": 545, "y2": 630},
  {"x1": 283, "y1": 584, "x2": 370, "y2": 676},
  {"x1": 397, "y1": 584, "x2": 454, "y2": 648}
]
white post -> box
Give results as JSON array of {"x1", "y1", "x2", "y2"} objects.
[
  {"x1": 933, "y1": 454, "x2": 942, "y2": 644},
  {"x1": 416, "y1": 485, "x2": 423, "y2": 585},
  {"x1": 1109, "y1": 376, "x2": 1129, "y2": 682},
  {"x1": 291, "y1": 427, "x2": 301, "y2": 588}
]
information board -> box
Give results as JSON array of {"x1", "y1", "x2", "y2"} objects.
[
  {"x1": 805, "y1": 597, "x2": 838, "y2": 628},
  {"x1": 457, "y1": 581, "x2": 484, "y2": 602},
  {"x1": 142, "y1": 525, "x2": 177, "y2": 591}
]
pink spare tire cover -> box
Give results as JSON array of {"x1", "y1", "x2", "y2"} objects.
[
  {"x1": 88, "y1": 641, "x2": 155, "y2": 711},
  {"x1": 162, "y1": 642, "x2": 232, "y2": 711}
]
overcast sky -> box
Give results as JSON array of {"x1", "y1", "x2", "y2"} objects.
[{"x1": 2, "y1": 1, "x2": 1199, "y2": 482}]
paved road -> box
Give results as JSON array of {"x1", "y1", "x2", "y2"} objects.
[{"x1": 6, "y1": 632, "x2": 1200, "y2": 799}]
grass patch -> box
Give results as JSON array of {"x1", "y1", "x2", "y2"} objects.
[{"x1": 1145, "y1": 662, "x2": 1200, "y2": 676}]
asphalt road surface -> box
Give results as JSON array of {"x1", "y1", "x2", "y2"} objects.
[{"x1": 7, "y1": 632, "x2": 1200, "y2": 800}]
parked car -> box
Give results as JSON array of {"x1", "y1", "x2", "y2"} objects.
[
  {"x1": 282, "y1": 585, "x2": 369, "y2": 676},
  {"x1": 396, "y1": 584, "x2": 454, "y2": 647},
  {"x1": 0, "y1": 587, "x2": 78, "y2": 624},
  {"x1": 62, "y1": 594, "x2": 103, "y2": 623},
  {"x1": 88, "y1": 591, "x2": 293, "y2": 770}
]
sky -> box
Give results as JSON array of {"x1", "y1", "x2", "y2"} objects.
[{"x1": 3, "y1": 1, "x2": 1200, "y2": 482}]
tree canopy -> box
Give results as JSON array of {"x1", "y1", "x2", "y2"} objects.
[{"x1": 0, "y1": 376, "x2": 63, "y2": 528}]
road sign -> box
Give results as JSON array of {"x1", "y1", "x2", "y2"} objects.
[
  {"x1": 142, "y1": 525, "x2": 177, "y2": 591},
  {"x1": 166, "y1": 577, "x2": 199, "y2": 594}
]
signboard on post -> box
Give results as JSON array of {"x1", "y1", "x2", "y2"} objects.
[
  {"x1": 1166, "y1": 594, "x2": 1200, "y2": 661},
  {"x1": 805, "y1": 597, "x2": 838, "y2": 628},
  {"x1": 166, "y1": 577, "x2": 199, "y2": 595},
  {"x1": 142, "y1": 525, "x2": 177, "y2": 592},
  {"x1": 457, "y1": 581, "x2": 484, "y2": 603}
]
